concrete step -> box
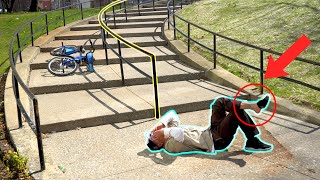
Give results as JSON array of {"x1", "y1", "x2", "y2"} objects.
[
  {"x1": 55, "y1": 27, "x2": 162, "y2": 40},
  {"x1": 31, "y1": 46, "x2": 178, "y2": 70},
  {"x1": 89, "y1": 14, "x2": 167, "y2": 24},
  {"x1": 40, "y1": 36, "x2": 167, "y2": 52},
  {"x1": 29, "y1": 60, "x2": 204, "y2": 94},
  {"x1": 126, "y1": 6, "x2": 181, "y2": 13},
  {"x1": 71, "y1": 21, "x2": 163, "y2": 31},
  {"x1": 37, "y1": 79, "x2": 244, "y2": 133},
  {"x1": 114, "y1": 10, "x2": 168, "y2": 17},
  {"x1": 142, "y1": 2, "x2": 190, "y2": 8}
]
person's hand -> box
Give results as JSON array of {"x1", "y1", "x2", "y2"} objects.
[{"x1": 151, "y1": 129, "x2": 167, "y2": 148}]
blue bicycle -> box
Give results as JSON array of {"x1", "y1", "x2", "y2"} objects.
[{"x1": 48, "y1": 39, "x2": 96, "y2": 76}]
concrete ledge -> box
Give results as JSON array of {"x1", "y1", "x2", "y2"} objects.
[{"x1": 163, "y1": 22, "x2": 320, "y2": 125}]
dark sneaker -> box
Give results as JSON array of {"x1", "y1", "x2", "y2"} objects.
[
  {"x1": 257, "y1": 96, "x2": 269, "y2": 109},
  {"x1": 245, "y1": 138, "x2": 271, "y2": 151}
]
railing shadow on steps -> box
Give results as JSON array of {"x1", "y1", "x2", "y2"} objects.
[
  {"x1": 166, "y1": 0, "x2": 320, "y2": 94},
  {"x1": 8, "y1": 0, "x2": 114, "y2": 172}
]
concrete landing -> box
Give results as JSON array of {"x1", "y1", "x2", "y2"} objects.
[
  {"x1": 40, "y1": 36, "x2": 167, "y2": 52},
  {"x1": 29, "y1": 60, "x2": 203, "y2": 94},
  {"x1": 36, "y1": 80, "x2": 245, "y2": 133},
  {"x1": 55, "y1": 27, "x2": 162, "y2": 40},
  {"x1": 31, "y1": 46, "x2": 178, "y2": 69},
  {"x1": 38, "y1": 109, "x2": 314, "y2": 180}
]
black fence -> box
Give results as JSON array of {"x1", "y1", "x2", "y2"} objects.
[
  {"x1": 167, "y1": 0, "x2": 320, "y2": 94},
  {"x1": 9, "y1": 0, "x2": 111, "y2": 171}
]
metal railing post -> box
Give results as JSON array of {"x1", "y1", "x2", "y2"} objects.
[
  {"x1": 45, "y1": 14, "x2": 49, "y2": 35},
  {"x1": 151, "y1": 55, "x2": 160, "y2": 119},
  {"x1": 173, "y1": 0, "x2": 175, "y2": 10},
  {"x1": 187, "y1": 23, "x2": 190, "y2": 52},
  {"x1": 99, "y1": 0, "x2": 102, "y2": 10},
  {"x1": 13, "y1": 76, "x2": 22, "y2": 128},
  {"x1": 33, "y1": 98, "x2": 46, "y2": 171},
  {"x1": 181, "y1": 0, "x2": 182, "y2": 9},
  {"x1": 62, "y1": 8, "x2": 66, "y2": 26},
  {"x1": 153, "y1": 0, "x2": 155, "y2": 10},
  {"x1": 124, "y1": 1, "x2": 127, "y2": 22},
  {"x1": 80, "y1": 3, "x2": 84, "y2": 20},
  {"x1": 213, "y1": 34, "x2": 216, "y2": 69},
  {"x1": 30, "y1": 22, "x2": 34, "y2": 46},
  {"x1": 260, "y1": 50, "x2": 264, "y2": 94},
  {"x1": 173, "y1": 13, "x2": 176, "y2": 40},
  {"x1": 16, "y1": 34, "x2": 22, "y2": 63},
  {"x1": 117, "y1": 40, "x2": 125, "y2": 84},
  {"x1": 167, "y1": 9, "x2": 170, "y2": 30},
  {"x1": 101, "y1": 28, "x2": 109, "y2": 65},
  {"x1": 138, "y1": 0, "x2": 141, "y2": 16},
  {"x1": 112, "y1": 6, "x2": 116, "y2": 28}
]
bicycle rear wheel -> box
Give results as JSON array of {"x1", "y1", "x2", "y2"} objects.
[{"x1": 47, "y1": 57, "x2": 79, "y2": 76}]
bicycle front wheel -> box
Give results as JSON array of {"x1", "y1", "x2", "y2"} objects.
[{"x1": 47, "y1": 57, "x2": 79, "y2": 76}]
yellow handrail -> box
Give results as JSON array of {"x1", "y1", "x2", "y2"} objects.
[{"x1": 98, "y1": 0, "x2": 161, "y2": 119}]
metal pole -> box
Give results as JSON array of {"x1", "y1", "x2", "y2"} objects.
[
  {"x1": 167, "y1": 9, "x2": 170, "y2": 30},
  {"x1": 45, "y1": 14, "x2": 49, "y2": 35},
  {"x1": 101, "y1": 28, "x2": 109, "y2": 65},
  {"x1": 173, "y1": 13, "x2": 176, "y2": 40},
  {"x1": 80, "y1": 3, "x2": 83, "y2": 20},
  {"x1": 181, "y1": 0, "x2": 182, "y2": 9},
  {"x1": 124, "y1": 1, "x2": 127, "y2": 22},
  {"x1": 33, "y1": 98, "x2": 46, "y2": 171},
  {"x1": 99, "y1": 0, "x2": 102, "y2": 10},
  {"x1": 112, "y1": 6, "x2": 116, "y2": 28},
  {"x1": 62, "y1": 8, "x2": 66, "y2": 26},
  {"x1": 104, "y1": 12, "x2": 106, "y2": 22},
  {"x1": 16, "y1": 34, "x2": 22, "y2": 63},
  {"x1": 187, "y1": 23, "x2": 190, "y2": 52},
  {"x1": 260, "y1": 50, "x2": 264, "y2": 94},
  {"x1": 138, "y1": 0, "x2": 140, "y2": 16},
  {"x1": 13, "y1": 76, "x2": 22, "y2": 128},
  {"x1": 151, "y1": 55, "x2": 160, "y2": 119},
  {"x1": 117, "y1": 40, "x2": 125, "y2": 84},
  {"x1": 213, "y1": 34, "x2": 216, "y2": 69},
  {"x1": 153, "y1": 0, "x2": 155, "y2": 10},
  {"x1": 30, "y1": 22, "x2": 34, "y2": 46},
  {"x1": 173, "y1": 0, "x2": 175, "y2": 10}
]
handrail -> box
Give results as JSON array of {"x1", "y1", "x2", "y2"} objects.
[
  {"x1": 167, "y1": 0, "x2": 320, "y2": 92},
  {"x1": 98, "y1": 0, "x2": 161, "y2": 119},
  {"x1": 8, "y1": 0, "x2": 109, "y2": 171}
]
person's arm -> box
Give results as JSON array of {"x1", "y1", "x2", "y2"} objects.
[
  {"x1": 160, "y1": 111, "x2": 180, "y2": 128},
  {"x1": 163, "y1": 127, "x2": 184, "y2": 142}
]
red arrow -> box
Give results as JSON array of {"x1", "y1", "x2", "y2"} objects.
[{"x1": 264, "y1": 34, "x2": 311, "y2": 79}]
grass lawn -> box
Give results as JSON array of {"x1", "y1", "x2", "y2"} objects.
[
  {"x1": 0, "y1": 8, "x2": 101, "y2": 74},
  {"x1": 176, "y1": 0, "x2": 320, "y2": 110}
]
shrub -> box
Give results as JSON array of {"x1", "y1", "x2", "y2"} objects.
[{"x1": 3, "y1": 150, "x2": 28, "y2": 175}]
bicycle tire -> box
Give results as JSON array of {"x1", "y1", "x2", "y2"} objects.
[{"x1": 47, "y1": 57, "x2": 79, "y2": 76}]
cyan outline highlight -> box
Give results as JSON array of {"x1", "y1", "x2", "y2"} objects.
[{"x1": 144, "y1": 95, "x2": 274, "y2": 156}]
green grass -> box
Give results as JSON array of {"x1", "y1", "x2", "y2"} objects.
[
  {"x1": 176, "y1": 0, "x2": 320, "y2": 111},
  {"x1": 0, "y1": 8, "x2": 101, "y2": 74}
]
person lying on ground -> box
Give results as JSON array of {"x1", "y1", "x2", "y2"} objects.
[{"x1": 146, "y1": 95, "x2": 272, "y2": 153}]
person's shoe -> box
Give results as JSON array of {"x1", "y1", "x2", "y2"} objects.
[
  {"x1": 257, "y1": 96, "x2": 269, "y2": 109},
  {"x1": 245, "y1": 138, "x2": 272, "y2": 151}
]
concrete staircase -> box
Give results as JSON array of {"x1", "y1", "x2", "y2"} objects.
[{"x1": 29, "y1": 1, "x2": 242, "y2": 134}]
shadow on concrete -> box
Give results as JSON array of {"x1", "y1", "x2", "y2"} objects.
[
  {"x1": 137, "y1": 149, "x2": 249, "y2": 167},
  {"x1": 256, "y1": 112, "x2": 320, "y2": 134}
]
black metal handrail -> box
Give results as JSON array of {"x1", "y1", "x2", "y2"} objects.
[
  {"x1": 8, "y1": 0, "x2": 111, "y2": 171},
  {"x1": 167, "y1": 0, "x2": 320, "y2": 93},
  {"x1": 99, "y1": 0, "x2": 161, "y2": 119}
]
